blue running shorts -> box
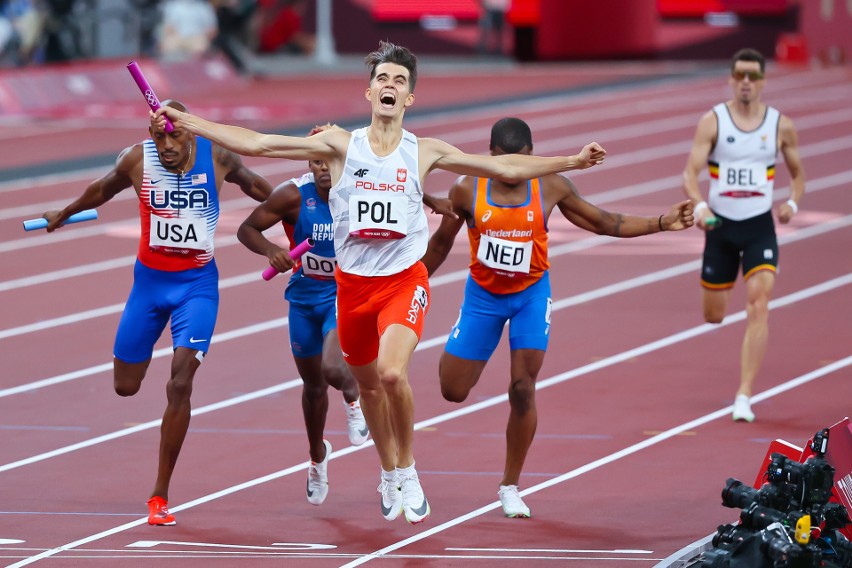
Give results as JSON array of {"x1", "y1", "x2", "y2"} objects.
[
  {"x1": 445, "y1": 272, "x2": 552, "y2": 361},
  {"x1": 114, "y1": 260, "x2": 219, "y2": 364},
  {"x1": 288, "y1": 296, "x2": 337, "y2": 358}
]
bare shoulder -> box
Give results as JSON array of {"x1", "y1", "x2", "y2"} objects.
[
  {"x1": 696, "y1": 108, "x2": 718, "y2": 133},
  {"x1": 115, "y1": 143, "x2": 144, "y2": 174},
  {"x1": 542, "y1": 173, "x2": 577, "y2": 201},
  {"x1": 778, "y1": 113, "x2": 797, "y2": 134},
  {"x1": 313, "y1": 127, "x2": 351, "y2": 154},
  {"x1": 212, "y1": 142, "x2": 245, "y2": 172}
]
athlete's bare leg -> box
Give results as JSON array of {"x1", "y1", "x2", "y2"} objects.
[
  {"x1": 438, "y1": 351, "x2": 487, "y2": 403},
  {"x1": 702, "y1": 287, "x2": 731, "y2": 324},
  {"x1": 502, "y1": 348, "x2": 545, "y2": 487},
  {"x1": 113, "y1": 358, "x2": 150, "y2": 397},
  {"x1": 739, "y1": 271, "x2": 774, "y2": 397},
  {"x1": 376, "y1": 324, "x2": 419, "y2": 468},
  {"x1": 152, "y1": 347, "x2": 200, "y2": 500},
  {"x1": 348, "y1": 360, "x2": 395, "y2": 470},
  {"x1": 321, "y1": 330, "x2": 360, "y2": 405},
  {"x1": 293, "y1": 353, "x2": 330, "y2": 463}
]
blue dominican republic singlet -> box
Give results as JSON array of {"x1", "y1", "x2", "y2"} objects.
[
  {"x1": 283, "y1": 173, "x2": 337, "y2": 307},
  {"x1": 138, "y1": 136, "x2": 220, "y2": 271}
]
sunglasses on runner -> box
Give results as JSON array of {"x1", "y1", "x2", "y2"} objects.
[{"x1": 731, "y1": 70, "x2": 764, "y2": 81}]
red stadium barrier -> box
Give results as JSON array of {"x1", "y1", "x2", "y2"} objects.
[
  {"x1": 0, "y1": 56, "x2": 240, "y2": 119},
  {"x1": 800, "y1": 0, "x2": 850, "y2": 65}
]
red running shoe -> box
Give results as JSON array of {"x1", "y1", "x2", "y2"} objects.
[{"x1": 146, "y1": 496, "x2": 176, "y2": 526}]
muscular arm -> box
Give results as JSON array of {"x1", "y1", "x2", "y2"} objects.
[
  {"x1": 43, "y1": 145, "x2": 138, "y2": 232},
  {"x1": 777, "y1": 114, "x2": 805, "y2": 224},
  {"x1": 420, "y1": 177, "x2": 471, "y2": 276},
  {"x1": 551, "y1": 175, "x2": 693, "y2": 236},
  {"x1": 420, "y1": 137, "x2": 605, "y2": 182},
  {"x1": 237, "y1": 181, "x2": 303, "y2": 273},
  {"x1": 216, "y1": 145, "x2": 274, "y2": 202},
  {"x1": 155, "y1": 107, "x2": 346, "y2": 162},
  {"x1": 682, "y1": 110, "x2": 717, "y2": 228}
]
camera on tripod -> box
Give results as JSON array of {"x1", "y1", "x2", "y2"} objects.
[{"x1": 699, "y1": 428, "x2": 852, "y2": 568}]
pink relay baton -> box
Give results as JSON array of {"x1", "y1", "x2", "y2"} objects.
[
  {"x1": 262, "y1": 238, "x2": 315, "y2": 281},
  {"x1": 127, "y1": 60, "x2": 174, "y2": 133}
]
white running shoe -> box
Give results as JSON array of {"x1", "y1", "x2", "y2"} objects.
[
  {"x1": 346, "y1": 399, "x2": 369, "y2": 446},
  {"x1": 378, "y1": 471, "x2": 403, "y2": 521},
  {"x1": 498, "y1": 485, "x2": 531, "y2": 518},
  {"x1": 306, "y1": 439, "x2": 332, "y2": 505},
  {"x1": 399, "y1": 469, "x2": 431, "y2": 524},
  {"x1": 732, "y1": 394, "x2": 755, "y2": 422}
]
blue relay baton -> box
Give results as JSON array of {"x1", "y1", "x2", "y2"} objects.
[{"x1": 23, "y1": 209, "x2": 99, "y2": 231}]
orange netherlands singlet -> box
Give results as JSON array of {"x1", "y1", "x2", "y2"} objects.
[{"x1": 468, "y1": 177, "x2": 549, "y2": 294}]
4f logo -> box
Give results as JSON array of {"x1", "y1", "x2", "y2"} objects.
[{"x1": 354, "y1": 168, "x2": 369, "y2": 178}]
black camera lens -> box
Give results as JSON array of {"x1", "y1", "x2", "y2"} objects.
[{"x1": 721, "y1": 478, "x2": 759, "y2": 509}]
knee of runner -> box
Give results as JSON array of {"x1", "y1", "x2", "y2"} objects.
[
  {"x1": 114, "y1": 377, "x2": 141, "y2": 397},
  {"x1": 703, "y1": 309, "x2": 725, "y2": 324},
  {"x1": 377, "y1": 367, "x2": 405, "y2": 390},
  {"x1": 508, "y1": 379, "x2": 535, "y2": 409},
  {"x1": 441, "y1": 382, "x2": 468, "y2": 403},
  {"x1": 166, "y1": 374, "x2": 194, "y2": 402},
  {"x1": 320, "y1": 361, "x2": 349, "y2": 388}
]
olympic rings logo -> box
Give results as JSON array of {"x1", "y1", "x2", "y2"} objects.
[{"x1": 144, "y1": 89, "x2": 160, "y2": 107}]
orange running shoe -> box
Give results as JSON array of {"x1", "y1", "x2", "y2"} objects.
[{"x1": 146, "y1": 496, "x2": 176, "y2": 526}]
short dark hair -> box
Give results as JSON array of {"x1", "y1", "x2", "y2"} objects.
[
  {"x1": 731, "y1": 48, "x2": 765, "y2": 73},
  {"x1": 490, "y1": 117, "x2": 533, "y2": 154},
  {"x1": 365, "y1": 41, "x2": 418, "y2": 92},
  {"x1": 161, "y1": 99, "x2": 188, "y2": 112}
]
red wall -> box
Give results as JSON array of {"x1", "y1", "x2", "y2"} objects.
[
  {"x1": 800, "y1": 0, "x2": 851, "y2": 64},
  {"x1": 536, "y1": 0, "x2": 658, "y2": 59}
]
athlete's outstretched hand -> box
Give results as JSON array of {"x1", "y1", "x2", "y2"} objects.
[
  {"x1": 423, "y1": 194, "x2": 458, "y2": 219},
  {"x1": 574, "y1": 142, "x2": 606, "y2": 169},
  {"x1": 660, "y1": 200, "x2": 695, "y2": 231}
]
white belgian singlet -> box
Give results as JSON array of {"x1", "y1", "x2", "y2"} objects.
[
  {"x1": 329, "y1": 127, "x2": 427, "y2": 277},
  {"x1": 707, "y1": 102, "x2": 780, "y2": 221}
]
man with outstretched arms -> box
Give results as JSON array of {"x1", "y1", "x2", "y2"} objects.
[
  {"x1": 422, "y1": 117, "x2": 693, "y2": 518},
  {"x1": 42, "y1": 100, "x2": 273, "y2": 526},
  {"x1": 154, "y1": 41, "x2": 605, "y2": 524}
]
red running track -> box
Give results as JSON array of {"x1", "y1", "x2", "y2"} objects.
[{"x1": 1, "y1": 60, "x2": 851, "y2": 567}]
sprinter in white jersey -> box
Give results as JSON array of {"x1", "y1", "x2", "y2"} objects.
[
  {"x1": 155, "y1": 41, "x2": 606, "y2": 524},
  {"x1": 682, "y1": 48, "x2": 805, "y2": 423}
]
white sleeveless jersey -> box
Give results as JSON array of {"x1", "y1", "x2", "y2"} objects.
[
  {"x1": 707, "y1": 102, "x2": 780, "y2": 220},
  {"x1": 329, "y1": 127, "x2": 427, "y2": 276}
]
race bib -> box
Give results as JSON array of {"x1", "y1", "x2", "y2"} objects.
[
  {"x1": 300, "y1": 250, "x2": 336, "y2": 280},
  {"x1": 719, "y1": 164, "x2": 767, "y2": 191},
  {"x1": 476, "y1": 234, "x2": 532, "y2": 274},
  {"x1": 149, "y1": 214, "x2": 209, "y2": 252},
  {"x1": 349, "y1": 193, "x2": 408, "y2": 239}
]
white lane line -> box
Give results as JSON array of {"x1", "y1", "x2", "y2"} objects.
[
  {"x1": 4, "y1": 206, "x2": 850, "y2": 399},
  {"x1": 2, "y1": 162, "x2": 850, "y2": 344},
  {"x1": 2, "y1": 98, "x2": 850, "y2": 255},
  {"x1": 4, "y1": 274, "x2": 851, "y2": 567},
  {"x1": 340, "y1": 353, "x2": 852, "y2": 567}
]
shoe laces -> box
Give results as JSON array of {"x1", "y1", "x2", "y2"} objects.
[
  {"x1": 308, "y1": 463, "x2": 322, "y2": 484},
  {"x1": 347, "y1": 403, "x2": 363, "y2": 420},
  {"x1": 399, "y1": 472, "x2": 424, "y2": 503},
  {"x1": 377, "y1": 478, "x2": 399, "y2": 500},
  {"x1": 499, "y1": 485, "x2": 524, "y2": 506}
]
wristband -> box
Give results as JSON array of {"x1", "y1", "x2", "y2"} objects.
[
  {"x1": 694, "y1": 201, "x2": 708, "y2": 214},
  {"x1": 786, "y1": 199, "x2": 799, "y2": 214}
]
